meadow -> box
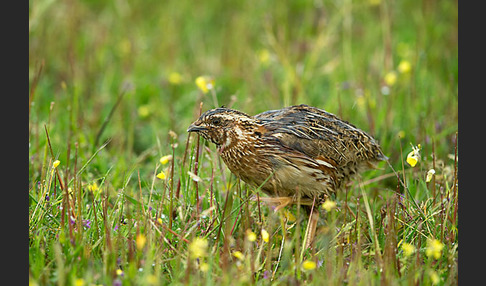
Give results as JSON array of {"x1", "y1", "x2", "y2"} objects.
[{"x1": 29, "y1": 0, "x2": 458, "y2": 285}]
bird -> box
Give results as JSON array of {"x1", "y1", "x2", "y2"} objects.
[{"x1": 187, "y1": 104, "x2": 386, "y2": 245}]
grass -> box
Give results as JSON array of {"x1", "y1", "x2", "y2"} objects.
[{"x1": 29, "y1": 0, "x2": 458, "y2": 285}]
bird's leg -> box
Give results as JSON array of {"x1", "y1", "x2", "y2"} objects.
[
  {"x1": 254, "y1": 196, "x2": 293, "y2": 212},
  {"x1": 304, "y1": 197, "x2": 319, "y2": 249},
  {"x1": 290, "y1": 194, "x2": 314, "y2": 206},
  {"x1": 253, "y1": 195, "x2": 315, "y2": 212}
]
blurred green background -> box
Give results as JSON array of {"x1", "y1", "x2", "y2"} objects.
[{"x1": 29, "y1": 0, "x2": 457, "y2": 167}]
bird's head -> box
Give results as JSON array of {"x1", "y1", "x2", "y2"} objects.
[{"x1": 187, "y1": 108, "x2": 257, "y2": 147}]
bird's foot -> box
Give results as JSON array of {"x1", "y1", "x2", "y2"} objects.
[
  {"x1": 253, "y1": 196, "x2": 292, "y2": 212},
  {"x1": 252, "y1": 196, "x2": 314, "y2": 212},
  {"x1": 290, "y1": 194, "x2": 315, "y2": 206}
]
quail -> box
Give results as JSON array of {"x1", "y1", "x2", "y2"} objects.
[
  {"x1": 188, "y1": 103, "x2": 384, "y2": 202},
  {"x1": 187, "y1": 104, "x2": 385, "y2": 245}
]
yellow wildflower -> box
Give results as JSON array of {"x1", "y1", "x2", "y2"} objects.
[
  {"x1": 157, "y1": 217, "x2": 163, "y2": 225},
  {"x1": 246, "y1": 229, "x2": 257, "y2": 242},
  {"x1": 199, "y1": 262, "x2": 209, "y2": 272},
  {"x1": 74, "y1": 278, "x2": 85, "y2": 286},
  {"x1": 426, "y1": 238, "x2": 444, "y2": 259},
  {"x1": 138, "y1": 105, "x2": 151, "y2": 118},
  {"x1": 384, "y1": 71, "x2": 397, "y2": 86},
  {"x1": 261, "y1": 229, "x2": 270, "y2": 243},
  {"x1": 302, "y1": 260, "x2": 317, "y2": 271},
  {"x1": 168, "y1": 72, "x2": 183, "y2": 85},
  {"x1": 116, "y1": 269, "x2": 124, "y2": 276},
  {"x1": 401, "y1": 242, "x2": 416, "y2": 257},
  {"x1": 356, "y1": 94, "x2": 367, "y2": 110},
  {"x1": 258, "y1": 49, "x2": 271, "y2": 66},
  {"x1": 398, "y1": 60, "x2": 412, "y2": 74},
  {"x1": 88, "y1": 182, "x2": 99, "y2": 192},
  {"x1": 406, "y1": 144, "x2": 421, "y2": 167},
  {"x1": 159, "y1": 155, "x2": 173, "y2": 165},
  {"x1": 136, "y1": 234, "x2": 147, "y2": 250},
  {"x1": 233, "y1": 250, "x2": 245, "y2": 260},
  {"x1": 406, "y1": 155, "x2": 418, "y2": 167},
  {"x1": 189, "y1": 237, "x2": 208, "y2": 258},
  {"x1": 322, "y1": 199, "x2": 337, "y2": 212},
  {"x1": 195, "y1": 76, "x2": 215, "y2": 94},
  {"x1": 282, "y1": 209, "x2": 296, "y2": 222},
  {"x1": 429, "y1": 270, "x2": 440, "y2": 285},
  {"x1": 118, "y1": 38, "x2": 131, "y2": 56},
  {"x1": 156, "y1": 171, "x2": 166, "y2": 180},
  {"x1": 426, "y1": 169, "x2": 436, "y2": 183},
  {"x1": 146, "y1": 275, "x2": 158, "y2": 285},
  {"x1": 53, "y1": 160, "x2": 60, "y2": 168}
]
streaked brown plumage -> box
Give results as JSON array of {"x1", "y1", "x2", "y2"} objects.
[{"x1": 187, "y1": 104, "x2": 385, "y2": 209}]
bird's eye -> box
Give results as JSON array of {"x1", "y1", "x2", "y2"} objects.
[{"x1": 211, "y1": 118, "x2": 221, "y2": 125}]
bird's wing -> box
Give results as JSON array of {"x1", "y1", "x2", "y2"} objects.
[{"x1": 255, "y1": 104, "x2": 384, "y2": 165}]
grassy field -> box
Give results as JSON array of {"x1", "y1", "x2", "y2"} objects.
[{"x1": 29, "y1": 0, "x2": 458, "y2": 285}]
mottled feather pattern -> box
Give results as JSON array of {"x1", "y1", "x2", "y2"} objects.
[{"x1": 187, "y1": 104, "x2": 385, "y2": 201}]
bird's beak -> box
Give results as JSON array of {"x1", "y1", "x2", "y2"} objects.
[{"x1": 187, "y1": 124, "x2": 207, "y2": 133}]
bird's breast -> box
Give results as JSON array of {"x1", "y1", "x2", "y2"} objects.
[{"x1": 219, "y1": 137, "x2": 273, "y2": 186}]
